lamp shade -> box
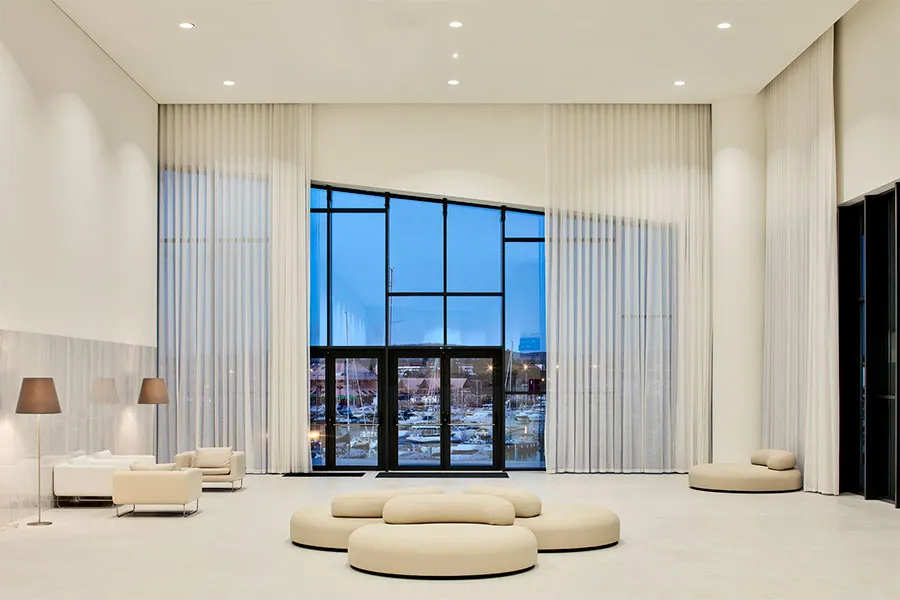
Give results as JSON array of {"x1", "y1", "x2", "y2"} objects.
[
  {"x1": 16, "y1": 378, "x2": 61, "y2": 414},
  {"x1": 138, "y1": 378, "x2": 169, "y2": 405},
  {"x1": 91, "y1": 378, "x2": 120, "y2": 405}
]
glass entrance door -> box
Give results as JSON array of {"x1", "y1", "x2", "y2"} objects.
[{"x1": 389, "y1": 349, "x2": 502, "y2": 470}]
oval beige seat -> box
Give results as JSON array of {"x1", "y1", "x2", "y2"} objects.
[
  {"x1": 688, "y1": 463, "x2": 802, "y2": 493},
  {"x1": 348, "y1": 523, "x2": 538, "y2": 579},
  {"x1": 463, "y1": 485, "x2": 542, "y2": 518},
  {"x1": 383, "y1": 493, "x2": 515, "y2": 525},
  {"x1": 331, "y1": 486, "x2": 444, "y2": 518},
  {"x1": 515, "y1": 502, "x2": 619, "y2": 552},
  {"x1": 290, "y1": 504, "x2": 381, "y2": 551}
]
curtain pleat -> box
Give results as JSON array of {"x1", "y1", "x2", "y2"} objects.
[
  {"x1": 546, "y1": 104, "x2": 712, "y2": 473},
  {"x1": 157, "y1": 104, "x2": 311, "y2": 473},
  {"x1": 762, "y1": 29, "x2": 839, "y2": 494}
]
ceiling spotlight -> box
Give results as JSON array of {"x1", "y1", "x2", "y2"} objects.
[
  {"x1": 717, "y1": 22, "x2": 732, "y2": 29},
  {"x1": 178, "y1": 22, "x2": 195, "y2": 29},
  {"x1": 449, "y1": 21, "x2": 463, "y2": 28},
  {"x1": 448, "y1": 79, "x2": 460, "y2": 86},
  {"x1": 674, "y1": 80, "x2": 686, "y2": 87},
  {"x1": 452, "y1": 52, "x2": 460, "y2": 59},
  {"x1": 223, "y1": 80, "x2": 236, "y2": 86}
]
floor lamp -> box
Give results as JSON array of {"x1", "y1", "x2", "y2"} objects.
[
  {"x1": 16, "y1": 378, "x2": 61, "y2": 527},
  {"x1": 138, "y1": 378, "x2": 169, "y2": 459}
]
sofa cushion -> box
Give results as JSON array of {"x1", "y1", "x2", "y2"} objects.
[
  {"x1": 193, "y1": 447, "x2": 233, "y2": 469},
  {"x1": 130, "y1": 462, "x2": 176, "y2": 471},
  {"x1": 332, "y1": 487, "x2": 444, "y2": 518},
  {"x1": 93, "y1": 449, "x2": 112, "y2": 458},
  {"x1": 464, "y1": 485, "x2": 542, "y2": 518},
  {"x1": 749, "y1": 449, "x2": 772, "y2": 466},
  {"x1": 197, "y1": 467, "x2": 231, "y2": 476},
  {"x1": 71, "y1": 455, "x2": 92, "y2": 465},
  {"x1": 383, "y1": 494, "x2": 516, "y2": 526},
  {"x1": 766, "y1": 450, "x2": 797, "y2": 471}
]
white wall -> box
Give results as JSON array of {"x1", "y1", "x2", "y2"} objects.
[
  {"x1": 711, "y1": 96, "x2": 766, "y2": 462},
  {"x1": 0, "y1": 0, "x2": 158, "y2": 526},
  {"x1": 836, "y1": 0, "x2": 900, "y2": 203},
  {"x1": 0, "y1": 0, "x2": 158, "y2": 346},
  {"x1": 312, "y1": 104, "x2": 546, "y2": 210}
]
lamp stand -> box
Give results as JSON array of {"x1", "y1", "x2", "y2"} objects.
[{"x1": 28, "y1": 414, "x2": 51, "y2": 526}]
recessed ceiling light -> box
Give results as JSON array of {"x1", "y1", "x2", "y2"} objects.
[
  {"x1": 452, "y1": 52, "x2": 460, "y2": 59},
  {"x1": 178, "y1": 22, "x2": 195, "y2": 29},
  {"x1": 674, "y1": 80, "x2": 686, "y2": 86},
  {"x1": 448, "y1": 79, "x2": 460, "y2": 86},
  {"x1": 449, "y1": 21, "x2": 463, "y2": 28},
  {"x1": 223, "y1": 80, "x2": 236, "y2": 86},
  {"x1": 717, "y1": 22, "x2": 732, "y2": 29}
]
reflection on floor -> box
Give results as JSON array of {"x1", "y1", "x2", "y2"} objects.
[{"x1": 1, "y1": 473, "x2": 898, "y2": 599}]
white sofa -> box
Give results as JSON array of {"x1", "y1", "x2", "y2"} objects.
[{"x1": 54, "y1": 451, "x2": 156, "y2": 500}]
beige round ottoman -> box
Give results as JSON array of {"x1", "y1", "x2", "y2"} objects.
[
  {"x1": 290, "y1": 505, "x2": 381, "y2": 551},
  {"x1": 515, "y1": 502, "x2": 620, "y2": 552},
  {"x1": 348, "y1": 523, "x2": 538, "y2": 579},
  {"x1": 688, "y1": 463, "x2": 802, "y2": 493}
]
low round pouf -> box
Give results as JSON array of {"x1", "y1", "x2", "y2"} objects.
[
  {"x1": 348, "y1": 523, "x2": 538, "y2": 579},
  {"x1": 290, "y1": 505, "x2": 382, "y2": 551},
  {"x1": 515, "y1": 502, "x2": 619, "y2": 552},
  {"x1": 688, "y1": 463, "x2": 802, "y2": 493}
]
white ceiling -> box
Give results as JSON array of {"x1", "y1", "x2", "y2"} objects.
[{"x1": 52, "y1": 0, "x2": 858, "y2": 104}]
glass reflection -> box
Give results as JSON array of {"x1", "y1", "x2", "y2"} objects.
[
  {"x1": 310, "y1": 358, "x2": 327, "y2": 466},
  {"x1": 397, "y1": 358, "x2": 441, "y2": 467},
  {"x1": 449, "y1": 357, "x2": 494, "y2": 467},
  {"x1": 505, "y1": 393, "x2": 546, "y2": 469},
  {"x1": 335, "y1": 358, "x2": 379, "y2": 466}
]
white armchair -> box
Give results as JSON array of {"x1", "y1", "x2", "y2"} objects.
[{"x1": 174, "y1": 447, "x2": 246, "y2": 491}]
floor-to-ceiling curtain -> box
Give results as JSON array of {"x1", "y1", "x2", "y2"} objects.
[
  {"x1": 158, "y1": 104, "x2": 311, "y2": 473},
  {"x1": 545, "y1": 104, "x2": 712, "y2": 473},
  {"x1": 762, "y1": 29, "x2": 839, "y2": 494}
]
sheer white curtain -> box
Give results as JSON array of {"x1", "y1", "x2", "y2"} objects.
[
  {"x1": 762, "y1": 29, "x2": 839, "y2": 494},
  {"x1": 158, "y1": 104, "x2": 311, "y2": 473},
  {"x1": 545, "y1": 104, "x2": 712, "y2": 473}
]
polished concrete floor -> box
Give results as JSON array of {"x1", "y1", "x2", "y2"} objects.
[{"x1": 1, "y1": 473, "x2": 898, "y2": 599}]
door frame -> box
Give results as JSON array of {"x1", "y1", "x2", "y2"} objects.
[{"x1": 387, "y1": 347, "x2": 504, "y2": 471}]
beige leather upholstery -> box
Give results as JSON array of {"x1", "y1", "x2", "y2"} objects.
[
  {"x1": 193, "y1": 447, "x2": 233, "y2": 468},
  {"x1": 348, "y1": 523, "x2": 537, "y2": 578},
  {"x1": 174, "y1": 450, "x2": 246, "y2": 483},
  {"x1": 290, "y1": 505, "x2": 381, "y2": 551},
  {"x1": 129, "y1": 463, "x2": 176, "y2": 471},
  {"x1": 464, "y1": 485, "x2": 542, "y2": 518},
  {"x1": 749, "y1": 449, "x2": 773, "y2": 466},
  {"x1": 112, "y1": 469, "x2": 202, "y2": 506},
  {"x1": 515, "y1": 502, "x2": 619, "y2": 551},
  {"x1": 383, "y1": 493, "x2": 515, "y2": 525},
  {"x1": 331, "y1": 487, "x2": 444, "y2": 518},
  {"x1": 689, "y1": 463, "x2": 802, "y2": 492}
]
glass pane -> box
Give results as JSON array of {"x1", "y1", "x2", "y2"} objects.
[
  {"x1": 390, "y1": 296, "x2": 443, "y2": 346},
  {"x1": 309, "y1": 357, "x2": 327, "y2": 467},
  {"x1": 335, "y1": 358, "x2": 379, "y2": 467},
  {"x1": 332, "y1": 190, "x2": 385, "y2": 209},
  {"x1": 505, "y1": 352, "x2": 546, "y2": 394},
  {"x1": 505, "y1": 242, "x2": 546, "y2": 354},
  {"x1": 310, "y1": 213, "x2": 327, "y2": 346},
  {"x1": 505, "y1": 393, "x2": 546, "y2": 469},
  {"x1": 447, "y1": 204, "x2": 501, "y2": 292},
  {"x1": 505, "y1": 211, "x2": 545, "y2": 239},
  {"x1": 397, "y1": 357, "x2": 441, "y2": 467},
  {"x1": 389, "y1": 199, "x2": 443, "y2": 292},
  {"x1": 447, "y1": 296, "x2": 501, "y2": 346},
  {"x1": 450, "y1": 357, "x2": 495, "y2": 467},
  {"x1": 310, "y1": 187, "x2": 327, "y2": 209},
  {"x1": 332, "y1": 213, "x2": 386, "y2": 345}
]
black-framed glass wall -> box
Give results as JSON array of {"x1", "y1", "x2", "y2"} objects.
[{"x1": 309, "y1": 185, "x2": 546, "y2": 470}]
